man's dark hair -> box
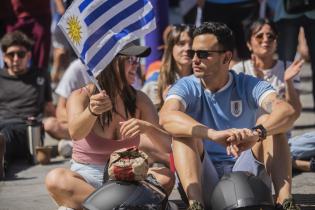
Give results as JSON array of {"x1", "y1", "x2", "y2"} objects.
[
  {"x1": 1, "y1": 31, "x2": 34, "y2": 52},
  {"x1": 193, "y1": 22, "x2": 235, "y2": 52}
]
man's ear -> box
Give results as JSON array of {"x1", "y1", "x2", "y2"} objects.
[
  {"x1": 223, "y1": 51, "x2": 233, "y2": 64},
  {"x1": 26, "y1": 51, "x2": 32, "y2": 60}
]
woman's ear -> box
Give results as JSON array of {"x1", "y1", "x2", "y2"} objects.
[{"x1": 247, "y1": 42, "x2": 252, "y2": 52}]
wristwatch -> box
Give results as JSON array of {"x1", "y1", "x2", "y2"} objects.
[{"x1": 252, "y1": 124, "x2": 267, "y2": 142}]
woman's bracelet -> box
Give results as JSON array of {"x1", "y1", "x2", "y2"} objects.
[{"x1": 88, "y1": 104, "x2": 99, "y2": 117}]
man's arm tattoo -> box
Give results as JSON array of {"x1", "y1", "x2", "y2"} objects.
[
  {"x1": 264, "y1": 99, "x2": 273, "y2": 113},
  {"x1": 263, "y1": 95, "x2": 284, "y2": 113}
]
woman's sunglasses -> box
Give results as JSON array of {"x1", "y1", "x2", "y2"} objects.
[
  {"x1": 187, "y1": 49, "x2": 225, "y2": 59},
  {"x1": 127, "y1": 56, "x2": 140, "y2": 65},
  {"x1": 5, "y1": 50, "x2": 27, "y2": 59},
  {"x1": 254, "y1": 33, "x2": 277, "y2": 42}
]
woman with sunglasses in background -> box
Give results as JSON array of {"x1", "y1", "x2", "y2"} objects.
[
  {"x1": 45, "y1": 43, "x2": 174, "y2": 210},
  {"x1": 233, "y1": 19, "x2": 306, "y2": 207},
  {"x1": 233, "y1": 18, "x2": 304, "y2": 104},
  {"x1": 142, "y1": 24, "x2": 194, "y2": 110}
]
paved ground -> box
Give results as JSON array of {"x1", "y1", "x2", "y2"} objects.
[{"x1": 0, "y1": 63, "x2": 315, "y2": 210}]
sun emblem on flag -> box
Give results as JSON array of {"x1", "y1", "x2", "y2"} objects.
[{"x1": 67, "y1": 15, "x2": 82, "y2": 45}]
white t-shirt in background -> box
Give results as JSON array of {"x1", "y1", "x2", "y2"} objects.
[{"x1": 232, "y1": 60, "x2": 300, "y2": 99}]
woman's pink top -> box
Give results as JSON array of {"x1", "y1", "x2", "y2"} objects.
[{"x1": 72, "y1": 132, "x2": 140, "y2": 165}]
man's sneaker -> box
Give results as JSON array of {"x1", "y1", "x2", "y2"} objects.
[
  {"x1": 58, "y1": 140, "x2": 73, "y2": 158},
  {"x1": 276, "y1": 196, "x2": 300, "y2": 210}
]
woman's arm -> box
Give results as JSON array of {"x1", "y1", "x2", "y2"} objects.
[
  {"x1": 67, "y1": 86, "x2": 112, "y2": 140},
  {"x1": 119, "y1": 91, "x2": 172, "y2": 153},
  {"x1": 284, "y1": 59, "x2": 304, "y2": 120},
  {"x1": 67, "y1": 87, "x2": 97, "y2": 140}
]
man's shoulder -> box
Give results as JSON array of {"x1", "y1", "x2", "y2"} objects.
[
  {"x1": 231, "y1": 70, "x2": 260, "y2": 83},
  {"x1": 175, "y1": 74, "x2": 199, "y2": 86},
  {"x1": 167, "y1": 75, "x2": 202, "y2": 103},
  {"x1": 169, "y1": 75, "x2": 201, "y2": 95}
]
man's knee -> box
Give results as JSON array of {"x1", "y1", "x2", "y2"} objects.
[
  {"x1": 172, "y1": 137, "x2": 203, "y2": 156},
  {"x1": 43, "y1": 117, "x2": 70, "y2": 140},
  {"x1": 43, "y1": 117, "x2": 58, "y2": 133}
]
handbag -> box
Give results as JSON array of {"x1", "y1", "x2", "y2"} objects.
[
  {"x1": 284, "y1": 0, "x2": 315, "y2": 14},
  {"x1": 107, "y1": 146, "x2": 149, "y2": 182}
]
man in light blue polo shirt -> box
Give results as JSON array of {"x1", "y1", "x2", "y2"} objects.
[{"x1": 160, "y1": 22, "x2": 300, "y2": 210}]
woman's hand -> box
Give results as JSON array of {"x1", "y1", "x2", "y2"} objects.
[
  {"x1": 89, "y1": 90, "x2": 113, "y2": 115},
  {"x1": 284, "y1": 59, "x2": 304, "y2": 81},
  {"x1": 119, "y1": 118, "x2": 151, "y2": 139},
  {"x1": 251, "y1": 54, "x2": 264, "y2": 79}
]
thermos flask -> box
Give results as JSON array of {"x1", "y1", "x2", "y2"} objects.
[{"x1": 26, "y1": 117, "x2": 44, "y2": 164}]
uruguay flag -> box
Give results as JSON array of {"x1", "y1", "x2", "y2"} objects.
[{"x1": 58, "y1": 0, "x2": 156, "y2": 77}]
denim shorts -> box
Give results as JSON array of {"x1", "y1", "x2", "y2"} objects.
[
  {"x1": 70, "y1": 160, "x2": 105, "y2": 189},
  {"x1": 201, "y1": 149, "x2": 271, "y2": 209}
]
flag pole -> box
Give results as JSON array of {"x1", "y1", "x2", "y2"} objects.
[
  {"x1": 80, "y1": 59, "x2": 102, "y2": 92},
  {"x1": 87, "y1": 70, "x2": 102, "y2": 92}
]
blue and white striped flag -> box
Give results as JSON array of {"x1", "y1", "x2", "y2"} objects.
[{"x1": 58, "y1": 0, "x2": 156, "y2": 77}]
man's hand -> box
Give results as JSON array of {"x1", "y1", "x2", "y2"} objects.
[
  {"x1": 119, "y1": 118, "x2": 151, "y2": 139},
  {"x1": 227, "y1": 129, "x2": 260, "y2": 155},
  {"x1": 208, "y1": 128, "x2": 259, "y2": 157}
]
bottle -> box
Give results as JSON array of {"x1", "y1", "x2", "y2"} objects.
[{"x1": 26, "y1": 117, "x2": 43, "y2": 164}]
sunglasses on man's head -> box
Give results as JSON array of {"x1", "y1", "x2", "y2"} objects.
[
  {"x1": 187, "y1": 49, "x2": 225, "y2": 59},
  {"x1": 5, "y1": 50, "x2": 27, "y2": 59},
  {"x1": 254, "y1": 33, "x2": 277, "y2": 42}
]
